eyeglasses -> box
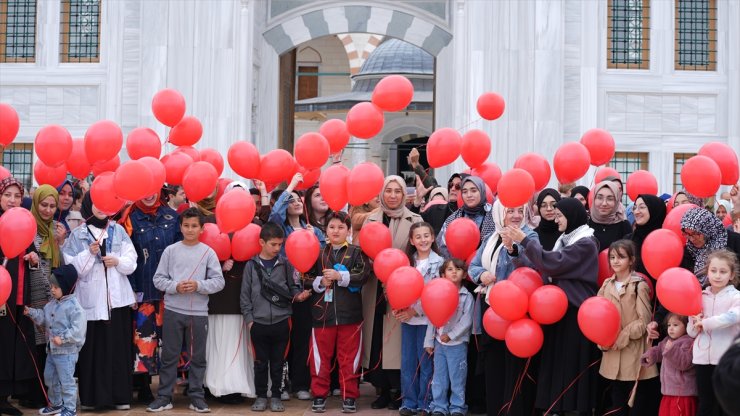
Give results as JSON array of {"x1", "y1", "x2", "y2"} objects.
[
  {"x1": 595, "y1": 195, "x2": 616, "y2": 203},
  {"x1": 539, "y1": 203, "x2": 557, "y2": 210},
  {"x1": 632, "y1": 204, "x2": 647, "y2": 212},
  {"x1": 681, "y1": 229, "x2": 701, "y2": 238},
  {"x1": 448, "y1": 183, "x2": 461, "y2": 191}
]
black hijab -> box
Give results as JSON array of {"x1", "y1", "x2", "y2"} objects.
[
  {"x1": 535, "y1": 188, "x2": 562, "y2": 250},
  {"x1": 80, "y1": 192, "x2": 109, "y2": 229},
  {"x1": 570, "y1": 186, "x2": 590, "y2": 210},
  {"x1": 555, "y1": 197, "x2": 588, "y2": 234},
  {"x1": 631, "y1": 194, "x2": 667, "y2": 244}
]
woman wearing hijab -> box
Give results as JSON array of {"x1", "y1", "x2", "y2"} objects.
[
  {"x1": 360, "y1": 176, "x2": 422, "y2": 410},
  {"x1": 0, "y1": 177, "x2": 40, "y2": 416},
  {"x1": 504, "y1": 198, "x2": 600, "y2": 415},
  {"x1": 588, "y1": 181, "x2": 632, "y2": 251},
  {"x1": 625, "y1": 194, "x2": 667, "y2": 281},
  {"x1": 62, "y1": 193, "x2": 138, "y2": 410},
  {"x1": 570, "y1": 186, "x2": 590, "y2": 211},
  {"x1": 469, "y1": 201, "x2": 539, "y2": 416},
  {"x1": 436, "y1": 176, "x2": 496, "y2": 258},
  {"x1": 679, "y1": 207, "x2": 740, "y2": 282},
  {"x1": 534, "y1": 189, "x2": 562, "y2": 251},
  {"x1": 55, "y1": 180, "x2": 75, "y2": 233},
  {"x1": 127, "y1": 192, "x2": 182, "y2": 402},
  {"x1": 716, "y1": 199, "x2": 732, "y2": 223}
]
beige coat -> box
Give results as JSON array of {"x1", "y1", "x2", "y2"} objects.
[
  {"x1": 359, "y1": 207, "x2": 422, "y2": 369},
  {"x1": 597, "y1": 275, "x2": 659, "y2": 381}
]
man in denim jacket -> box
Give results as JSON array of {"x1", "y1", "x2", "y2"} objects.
[{"x1": 25, "y1": 268, "x2": 86, "y2": 416}]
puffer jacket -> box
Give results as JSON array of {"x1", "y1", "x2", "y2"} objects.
[
  {"x1": 687, "y1": 285, "x2": 740, "y2": 365},
  {"x1": 26, "y1": 294, "x2": 87, "y2": 354}
]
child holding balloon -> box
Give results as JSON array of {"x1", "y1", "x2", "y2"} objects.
[
  {"x1": 687, "y1": 249, "x2": 740, "y2": 416},
  {"x1": 596, "y1": 239, "x2": 658, "y2": 415},
  {"x1": 424, "y1": 258, "x2": 474, "y2": 416}
]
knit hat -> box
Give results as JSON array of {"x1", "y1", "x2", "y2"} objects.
[{"x1": 48, "y1": 264, "x2": 78, "y2": 296}]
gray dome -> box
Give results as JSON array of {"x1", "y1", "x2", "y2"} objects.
[{"x1": 352, "y1": 38, "x2": 434, "y2": 93}]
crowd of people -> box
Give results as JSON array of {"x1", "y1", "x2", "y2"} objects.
[{"x1": 1, "y1": 154, "x2": 740, "y2": 416}]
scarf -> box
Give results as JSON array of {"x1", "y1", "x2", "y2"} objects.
[
  {"x1": 31, "y1": 184, "x2": 61, "y2": 268},
  {"x1": 534, "y1": 188, "x2": 562, "y2": 250},
  {"x1": 461, "y1": 176, "x2": 487, "y2": 216},
  {"x1": 590, "y1": 181, "x2": 625, "y2": 224},
  {"x1": 422, "y1": 187, "x2": 448, "y2": 213},
  {"x1": 680, "y1": 207, "x2": 728, "y2": 278},
  {"x1": 0, "y1": 176, "x2": 24, "y2": 214},
  {"x1": 135, "y1": 197, "x2": 161, "y2": 216},
  {"x1": 631, "y1": 194, "x2": 667, "y2": 246},
  {"x1": 570, "y1": 186, "x2": 590, "y2": 210},
  {"x1": 556, "y1": 197, "x2": 589, "y2": 234},
  {"x1": 716, "y1": 199, "x2": 732, "y2": 215},
  {"x1": 553, "y1": 224, "x2": 595, "y2": 252},
  {"x1": 380, "y1": 175, "x2": 407, "y2": 237},
  {"x1": 481, "y1": 200, "x2": 509, "y2": 275},
  {"x1": 80, "y1": 192, "x2": 110, "y2": 229},
  {"x1": 55, "y1": 180, "x2": 75, "y2": 230},
  {"x1": 442, "y1": 204, "x2": 497, "y2": 244}
]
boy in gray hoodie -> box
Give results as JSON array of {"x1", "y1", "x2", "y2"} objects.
[{"x1": 147, "y1": 208, "x2": 225, "y2": 413}]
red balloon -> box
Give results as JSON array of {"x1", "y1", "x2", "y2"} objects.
[
  {"x1": 319, "y1": 164, "x2": 350, "y2": 211},
  {"x1": 642, "y1": 229, "x2": 684, "y2": 278},
  {"x1": 285, "y1": 228, "x2": 320, "y2": 273},
  {"x1": 598, "y1": 248, "x2": 612, "y2": 287},
  {"x1": 228, "y1": 141, "x2": 261, "y2": 179},
  {"x1": 489, "y1": 281, "x2": 529, "y2": 321},
  {"x1": 168, "y1": 116, "x2": 202, "y2": 146},
  {"x1": 508, "y1": 267, "x2": 543, "y2": 298},
  {"x1": 373, "y1": 248, "x2": 410, "y2": 283},
  {"x1": 578, "y1": 296, "x2": 621, "y2": 347},
  {"x1": 347, "y1": 162, "x2": 384, "y2": 206},
  {"x1": 295, "y1": 132, "x2": 330, "y2": 170},
  {"x1": 126, "y1": 127, "x2": 161, "y2": 160},
  {"x1": 231, "y1": 223, "x2": 262, "y2": 261},
  {"x1": 90, "y1": 172, "x2": 126, "y2": 216},
  {"x1": 0, "y1": 266, "x2": 11, "y2": 305},
  {"x1": 152, "y1": 89, "x2": 186, "y2": 127},
  {"x1": 663, "y1": 203, "x2": 698, "y2": 245},
  {"x1": 319, "y1": 119, "x2": 350, "y2": 154},
  {"x1": 0, "y1": 207, "x2": 37, "y2": 258},
  {"x1": 386, "y1": 266, "x2": 425, "y2": 310},
  {"x1": 161, "y1": 152, "x2": 193, "y2": 186},
  {"x1": 476, "y1": 92, "x2": 505, "y2": 121},
  {"x1": 471, "y1": 162, "x2": 503, "y2": 194},
  {"x1": 35, "y1": 125, "x2": 72, "y2": 168},
  {"x1": 260, "y1": 149, "x2": 296, "y2": 184},
  {"x1": 514, "y1": 153, "x2": 551, "y2": 191},
  {"x1": 626, "y1": 170, "x2": 658, "y2": 202},
  {"x1": 358, "y1": 222, "x2": 392, "y2": 259},
  {"x1": 427, "y1": 128, "x2": 462, "y2": 168},
  {"x1": 216, "y1": 188, "x2": 256, "y2": 233},
  {"x1": 0, "y1": 103, "x2": 20, "y2": 146},
  {"x1": 528, "y1": 285, "x2": 568, "y2": 325},
  {"x1": 421, "y1": 278, "x2": 459, "y2": 327},
  {"x1": 580, "y1": 128, "x2": 615, "y2": 166},
  {"x1": 183, "y1": 162, "x2": 219, "y2": 202},
  {"x1": 91, "y1": 155, "x2": 120, "y2": 176},
  {"x1": 681, "y1": 155, "x2": 722, "y2": 198},
  {"x1": 498, "y1": 169, "x2": 535, "y2": 208},
  {"x1": 656, "y1": 267, "x2": 702, "y2": 316},
  {"x1": 483, "y1": 308, "x2": 511, "y2": 340},
  {"x1": 199, "y1": 148, "x2": 224, "y2": 177},
  {"x1": 199, "y1": 223, "x2": 231, "y2": 261},
  {"x1": 138, "y1": 156, "x2": 167, "y2": 196},
  {"x1": 33, "y1": 160, "x2": 67, "y2": 187},
  {"x1": 0, "y1": 166, "x2": 9, "y2": 181},
  {"x1": 173, "y1": 145, "x2": 201, "y2": 162},
  {"x1": 461, "y1": 129, "x2": 491, "y2": 169},
  {"x1": 595, "y1": 167, "x2": 621, "y2": 184},
  {"x1": 216, "y1": 177, "x2": 233, "y2": 202},
  {"x1": 295, "y1": 166, "x2": 321, "y2": 191},
  {"x1": 66, "y1": 139, "x2": 91, "y2": 180},
  {"x1": 553, "y1": 142, "x2": 590, "y2": 183},
  {"x1": 445, "y1": 218, "x2": 481, "y2": 260},
  {"x1": 84, "y1": 120, "x2": 123, "y2": 164},
  {"x1": 505, "y1": 318, "x2": 544, "y2": 358},
  {"x1": 698, "y1": 142, "x2": 739, "y2": 185},
  {"x1": 345, "y1": 102, "x2": 384, "y2": 139},
  {"x1": 114, "y1": 160, "x2": 155, "y2": 202},
  {"x1": 372, "y1": 75, "x2": 414, "y2": 112}
]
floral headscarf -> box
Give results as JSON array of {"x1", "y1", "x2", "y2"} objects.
[{"x1": 680, "y1": 207, "x2": 728, "y2": 279}]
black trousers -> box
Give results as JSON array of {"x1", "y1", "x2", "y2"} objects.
[
  {"x1": 606, "y1": 377, "x2": 662, "y2": 416},
  {"x1": 288, "y1": 302, "x2": 311, "y2": 392},
  {"x1": 696, "y1": 364, "x2": 724, "y2": 416},
  {"x1": 251, "y1": 320, "x2": 290, "y2": 398}
]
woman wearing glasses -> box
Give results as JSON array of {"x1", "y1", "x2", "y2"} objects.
[
  {"x1": 678, "y1": 207, "x2": 740, "y2": 283},
  {"x1": 587, "y1": 181, "x2": 632, "y2": 252},
  {"x1": 534, "y1": 189, "x2": 562, "y2": 251}
]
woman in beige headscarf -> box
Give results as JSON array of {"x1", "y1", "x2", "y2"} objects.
[{"x1": 359, "y1": 176, "x2": 422, "y2": 410}]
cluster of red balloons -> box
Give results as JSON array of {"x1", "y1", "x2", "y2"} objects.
[{"x1": 482, "y1": 268, "x2": 568, "y2": 358}]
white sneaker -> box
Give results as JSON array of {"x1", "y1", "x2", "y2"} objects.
[
  {"x1": 114, "y1": 404, "x2": 130, "y2": 410},
  {"x1": 280, "y1": 391, "x2": 290, "y2": 401},
  {"x1": 332, "y1": 389, "x2": 342, "y2": 397},
  {"x1": 296, "y1": 390, "x2": 312, "y2": 400}
]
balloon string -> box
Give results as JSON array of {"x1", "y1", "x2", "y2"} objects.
[
  {"x1": 543, "y1": 358, "x2": 601, "y2": 415},
  {"x1": 6, "y1": 301, "x2": 50, "y2": 406},
  {"x1": 498, "y1": 357, "x2": 531, "y2": 415}
]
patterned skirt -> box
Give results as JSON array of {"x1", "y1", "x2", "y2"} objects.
[{"x1": 133, "y1": 300, "x2": 190, "y2": 375}]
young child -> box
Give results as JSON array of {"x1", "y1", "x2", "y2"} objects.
[
  {"x1": 641, "y1": 313, "x2": 697, "y2": 416},
  {"x1": 597, "y1": 240, "x2": 658, "y2": 415},
  {"x1": 24, "y1": 269, "x2": 85, "y2": 416},
  {"x1": 306, "y1": 211, "x2": 370, "y2": 413},
  {"x1": 146, "y1": 208, "x2": 225, "y2": 413},
  {"x1": 241, "y1": 222, "x2": 311, "y2": 412},
  {"x1": 395, "y1": 222, "x2": 443, "y2": 416},
  {"x1": 424, "y1": 258, "x2": 474, "y2": 416},
  {"x1": 687, "y1": 249, "x2": 740, "y2": 416}
]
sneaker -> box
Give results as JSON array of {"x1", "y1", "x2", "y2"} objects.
[
  {"x1": 146, "y1": 397, "x2": 173, "y2": 412},
  {"x1": 39, "y1": 405, "x2": 64, "y2": 415},
  {"x1": 189, "y1": 398, "x2": 211, "y2": 413},
  {"x1": 60, "y1": 409, "x2": 77, "y2": 416},
  {"x1": 311, "y1": 397, "x2": 326, "y2": 413},
  {"x1": 280, "y1": 391, "x2": 290, "y2": 401},
  {"x1": 332, "y1": 388, "x2": 342, "y2": 397},
  {"x1": 114, "y1": 404, "x2": 131, "y2": 410},
  {"x1": 370, "y1": 394, "x2": 390, "y2": 409},
  {"x1": 269, "y1": 398, "x2": 284, "y2": 412},
  {"x1": 342, "y1": 398, "x2": 356, "y2": 413},
  {"x1": 296, "y1": 390, "x2": 312, "y2": 401},
  {"x1": 252, "y1": 398, "x2": 268, "y2": 412}
]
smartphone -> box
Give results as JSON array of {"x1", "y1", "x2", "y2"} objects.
[{"x1": 407, "y1": 187, "x2": 417, "y2": 196}]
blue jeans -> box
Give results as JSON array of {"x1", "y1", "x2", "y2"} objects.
[
  {"x1": 45, "y1": 352, "x2": 79, "y2": 412},
  {"x1": 430, "y1": 341, "x2": 468, "y2": 415},
  {"x1": 401, "y1": 323, "x2": 434, "y2": 412}
]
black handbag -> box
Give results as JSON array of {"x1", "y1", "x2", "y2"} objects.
[{"x1": 256, "y1": 262, "x2": 293, "y2": 308}]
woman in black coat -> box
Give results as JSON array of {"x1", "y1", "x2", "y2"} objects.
[{"x1": 588, "y1": 181, "x2": 632, "y2": 251}]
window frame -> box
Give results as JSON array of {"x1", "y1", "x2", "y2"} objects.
[
  {"x1": 0, "y1": 143, "x2": 34, "y2": 191},
  {"x1": 296, "y1": 65, "x2": 319, "y2": 101},
  {"x1": 607, "y1": 0, "x2": 651, "y2": 70},
  {"x1": 608, "y1": 151, "x2": 650, "y2": 205},
  {"x1": 59, "y1": 0, "x2": 101, "y2": 64},
  {"x1": 0, "y1": 0, "x2": 38, "y2": 63},
  {"x1": 674, "y1": 0, "x2": 717, "y2": 71},
  {"x1": 673, "y1": 152, "x2": 697, "y2": 192}
]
